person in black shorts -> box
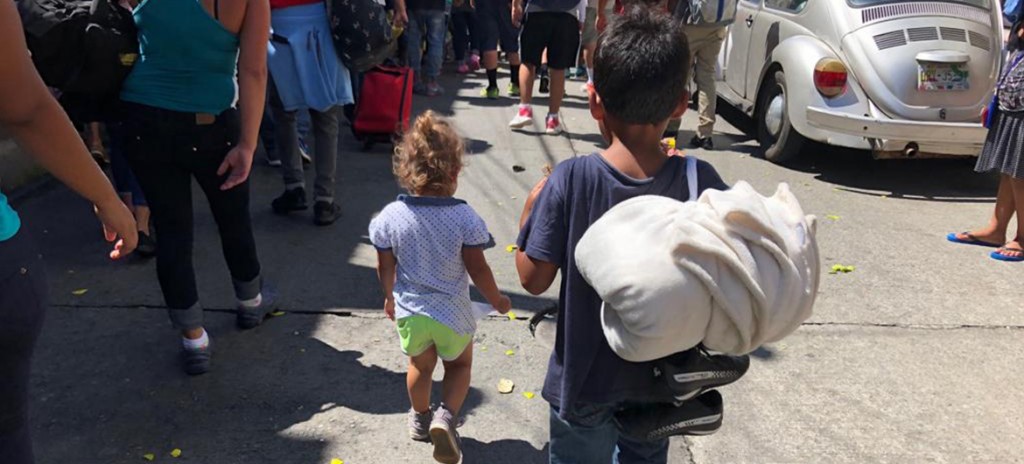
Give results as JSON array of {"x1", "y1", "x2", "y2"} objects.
[
  {"x1": 508, "y1": 0, "x2": 585, "y2": 135},
  {"x1": 477, "y1": 0, "x2": 523, "y2": 98}
]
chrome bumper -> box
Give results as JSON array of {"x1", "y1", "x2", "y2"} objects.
[{"x1": 806, "y1": 107, "x2": 988, "y2": 146}]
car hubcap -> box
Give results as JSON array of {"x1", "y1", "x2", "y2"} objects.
[{"x1": 765, "y1": 92, "x2": 785, "y2": 139}]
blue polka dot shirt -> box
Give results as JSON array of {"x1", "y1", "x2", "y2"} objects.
[{"x1": 369, "y1": 195, "x2": 491, "y2": 335}]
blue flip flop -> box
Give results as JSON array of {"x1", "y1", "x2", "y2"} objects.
[
  {"x1": 990, "y1": 247, "x2": 1024, "y2": 262},
  {"x1": 947, "y1": 232, "x2": 1002, "y2": 248}
]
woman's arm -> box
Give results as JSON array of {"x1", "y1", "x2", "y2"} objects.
[
  {"x1": 0, "y1": 2, "x2": 136, "y2": 258},
  {"x1": 218, "y1": 0, "x2": 270, "y2": 190}
]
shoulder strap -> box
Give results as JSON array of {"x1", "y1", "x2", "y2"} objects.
[{"x1": 685, "y1": 155, "x2": 699, "y2": 202}]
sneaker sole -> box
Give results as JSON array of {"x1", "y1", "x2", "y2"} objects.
[
  {"x1": 509, "y1": 119, "x2": 532, "y2": 129},
  {"x1": 545, "y1": 128, "x2": 563, "y2": 135},
  {"x1": 272, "y1": 205, "x2": 309, "y2": 215},
  {"x1": 429, "y1": 426, "x2": 461, "y2": 464},
  {"x1": 409, "y1": 430, "x2": 430, "y2": 442}
]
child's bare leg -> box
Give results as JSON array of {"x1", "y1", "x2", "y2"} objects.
[
  {"x1": 408, "y1": 346, "x2": 438, "y2": 413},
  {"x1": 441, "y1": 343, "x2": 473, "y2": 416}
]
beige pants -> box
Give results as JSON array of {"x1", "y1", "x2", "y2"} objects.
[{"x1": 667, "y1": 25, "x2": 727, "y2": 139}]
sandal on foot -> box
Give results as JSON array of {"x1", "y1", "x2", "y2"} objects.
[
  {"x1": 947, "y1": 232, "x2": 1002, "y2": 248},
  {"x1": 990, "y1": 246, "x2": 1024, "y2": 262}
]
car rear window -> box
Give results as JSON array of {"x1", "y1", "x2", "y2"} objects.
[{"x1": 848, "y1": 0, "x2": 990, "y2": 9}]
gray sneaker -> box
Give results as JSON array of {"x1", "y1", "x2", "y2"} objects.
[
  {"x1": 236, "y1": 286, "x2": 277, "y2": 330},
  {"x1": 429, "y1": 405, "x2": 462, "y2": 464},
  {"x1": 408, "y1": 408, "x2": 432, "y2": 441},
  {"x1": 181, "y1": 345, "x2": 211, "y2": 376}
]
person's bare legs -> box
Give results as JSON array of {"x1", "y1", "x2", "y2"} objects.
[
  {"x1": 996, "y1": 176, "x2": 1024, "y2": 258},
  {"x1": 583, "y1": 43, "x2": 597, "y2": 81},
  {"x1": 548, "y1": 68, "x2": 566, "y2": 115},
  {"x1": 441, "y1": 343, "x2": 473, "y2": 416},
  {"x1": 519, "y1": 63, "x2": 537, "y2": 105},
  {"x1": 409, "y1": 346, "x2": 439, "y2": 414},
  {"x1": 956, "y1": 174, "x2": 1015, "y2": 245}
]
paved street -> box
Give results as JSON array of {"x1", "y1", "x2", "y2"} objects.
[{"x1": 13, "y1": 69, "x2": 1024, "y2": 464}]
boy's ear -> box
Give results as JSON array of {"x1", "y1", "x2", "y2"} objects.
[
  {"x1": 670, "y1": 90, "x2": 690, "y2": 119},
  {"x1": 589, "y1": 87, "x2": 605, "y2": 121}
]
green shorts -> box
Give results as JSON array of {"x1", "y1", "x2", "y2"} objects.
[{"x1": 396, "y1": 315, "x2": 473, "y2": 361}]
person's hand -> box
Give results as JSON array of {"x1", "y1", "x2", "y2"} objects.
[
  {"x1": 493, "y1": 295, "x2": 512, "y2": 314},
  {"x1": 384, "y1": 298, "x2": 396, "y2": 321},
  {"x1": 94, "y1": 198, "x2": 138, "y2": 260},
  {"x1": 596, "y1": 11, "x2": 607, "y2": 32},
  {"x1": 217, "y1": 144, "x2": 255, "y2": 190},
  {"x1": 512, "y1": 3, "x2": 523, "y2": 27},
  {"x1": 394, "y1": 8, "x2": 409, "y2": 28}
]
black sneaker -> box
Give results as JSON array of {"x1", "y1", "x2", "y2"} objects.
[
  {"x1": 313, "y1": 201, "x2": 342, "y2": 226},
  {"x1": 539, "y1": 74, "x2": 550, "y2": 94},
  {"x1": 136, "y1": 231, "x2": 157, "y2": 258},
  {"x1": 614, "y1": 390, "x2": 723, "y2": 442},
  {"x1": 657, "y1": 346, "x2": 749, "y2": 402},
  {"x1": 689, "y1": 135, "x2": 714, "y2": 150},
  {"x1": 271, "y1": 188, "x2": 308, "y2": 215}
]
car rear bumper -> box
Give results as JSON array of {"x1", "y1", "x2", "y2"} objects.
[{"x1": 806, "y1": 107, "x2": 986, "y2": 156}]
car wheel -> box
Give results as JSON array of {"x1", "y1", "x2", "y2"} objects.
[{"x1": 756, "y1": 70, "x2": 805, "y2": 164}]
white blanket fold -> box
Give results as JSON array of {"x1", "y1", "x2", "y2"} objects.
[{"x1": 575, "y1": 181, "x2": 820, "y2": 361}]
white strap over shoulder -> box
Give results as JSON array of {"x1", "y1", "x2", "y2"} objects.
[{"x1": 686, "y1": 156, "x2": 699, "y2": 202}]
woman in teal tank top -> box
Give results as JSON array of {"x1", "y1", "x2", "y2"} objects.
[
  {"x1": 118, "y1": 0, "x2": 274, "y2": 375},
  {"x1": 1, "y1": 5, "x2": 138, "y2": 463}
]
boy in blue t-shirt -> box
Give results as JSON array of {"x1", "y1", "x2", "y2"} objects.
[{"x1": 516, "y1": 9, "x2": 745, "y2": 463}]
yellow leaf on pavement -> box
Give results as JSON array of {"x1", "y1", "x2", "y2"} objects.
[
  {"x1": 270, "y1": 311, "x2": 286, "y2": 317},
  {"x1": 142, "y1": 454, "x2": 155, "y2": 461},
  {"x1": 505, "y1": 349, "x2": 515, "y2": 356},
  {"x1": 170, "y1": 448, "x2": 182, "y2": 458},
  {"x1": 522, "y1": 392, "x2": 535, "y2": 399},
  {"x1": 505, "y1": 244, "x2": 519, "y2": 253},
  {"x1": 71, "y1": 289, "x2": 88, "y2": 296},
  {"x1": 331, "y1": 459, "x2": 344, "y2": 464},
  {"x1": 507, "y1": 311, "x2": 517, "y2": 321},
  {"x1": 497, "y1": 378, "x2": 515, "y2": 394},
  {"x1": 825, "y1": 215, "x2": 841, "y2": 221}
]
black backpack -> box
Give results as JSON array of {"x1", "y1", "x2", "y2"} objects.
[
  {"x1": 327, "y1": 0, "x2": 394, "y2": 73},
  {"x1": 17, "y1": 0, "x2": 138, "y2": 116}
]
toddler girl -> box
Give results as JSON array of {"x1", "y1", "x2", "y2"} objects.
[{"x1": 369, "y1": 111, "x2": 511, "y2": 464}]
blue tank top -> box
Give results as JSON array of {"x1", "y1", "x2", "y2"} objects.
[
  {"x1": 0, "y1": 192, "x2": 21, "y2": 242},
  {"x1": 120, "y1": 0, "x2": 240, "y2": 114}
]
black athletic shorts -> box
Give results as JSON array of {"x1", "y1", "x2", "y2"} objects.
[
  {"x1": 477, "y1": 0, "x2": 521, "y2": 53},
  {"x1": 519, "y1": 11, "x2": 581, "y2": 70}
]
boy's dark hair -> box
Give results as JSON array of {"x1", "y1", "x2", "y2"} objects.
[{"x1": 594, "y1": 8, "x2": 691, "y2": 125}]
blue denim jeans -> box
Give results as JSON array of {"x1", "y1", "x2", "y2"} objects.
[
  {"x1": 405, "y1": 9, "x2": 447, "y2": 80},
  {"x1": 550, "y1": 404, "x2": 669, "y2": 464}
]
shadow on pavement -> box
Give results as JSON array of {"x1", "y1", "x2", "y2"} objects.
[{"x1": 461, "y1": 437, "x2": 549, "y2": 464}]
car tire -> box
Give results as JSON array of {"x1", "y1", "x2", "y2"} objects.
[{"x1": 756, "y1": 70, "x2": 805, "y2": 164}]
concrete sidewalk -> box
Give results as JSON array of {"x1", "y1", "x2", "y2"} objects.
[{"x1": 18, "y1": 68, "x2": 1024, "y2": 463}]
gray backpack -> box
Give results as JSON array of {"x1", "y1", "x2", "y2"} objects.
[{"x1": 673, "y1": 0, "x2": 737, "y2": 27}]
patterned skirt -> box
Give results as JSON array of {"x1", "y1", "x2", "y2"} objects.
[{"x1": 977, "y1": 110, "x2": 1024, "y2": 179}]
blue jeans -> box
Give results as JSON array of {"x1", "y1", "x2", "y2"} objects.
[
  {"x1": 405, "y1": 9, "x2": 447, "y2": 80},
  {"x1": 550, "y1": 404, "x2": 669, "y2": 464}
]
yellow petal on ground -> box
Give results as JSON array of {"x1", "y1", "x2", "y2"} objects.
[
  {"x1": 142, "y1": 453, "x2": 155, "y2": 461},
  {"x1": 481, "y1": 346, "x2": 488, "y2": 351},
  {"x1": 825, "y1": 215, "x2": 841, "y2": 221},
  {"x1": 505, "y1": 244, "x2": 519, "y2": 253},
  {"x1": 507, "y1": 311, "x2": 517, "y2": 321},
  {"x1": 269, "y1": 311, "x2": 286, "y2": 317},
  {"x1": 523, "y1": 392, "x2": 535, "y2": 399},
  {"x1": 170, "y1": 448, "x2": 182, "y2": 458},
  {"x1": 505, "y1": 349, "x2": 515, "y2": 356},
  {"x1": 330, "y1": 459, "x2": 344, "y2": 464},
  {"x1": 497, "y1": 378, "x2": 515, "y2": 394},
  {"x1": 71, "y1": 288, "x2": 88, "y2": 296}
]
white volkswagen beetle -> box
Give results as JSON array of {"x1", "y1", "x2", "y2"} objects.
[{"x1": 716, "y1": 0, "x2": 1004, "y2": 163}]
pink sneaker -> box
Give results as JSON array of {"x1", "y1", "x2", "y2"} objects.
[
  {"x1": 509, "y1": 105, "x2": 533, "y2": 129},
  {"x1": 545, "y1": 114, "x2": 563, "y2": 135},
  {"x1": 457, "y1": 62, "x2": 470, "y2": 74},
  {"x1": 468, "y1": 53, "x2": 481, "y2": 71}
]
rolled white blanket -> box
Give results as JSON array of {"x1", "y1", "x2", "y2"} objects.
[{"x1": 574, "y1": 181, "x2": 820, "y2": 361}]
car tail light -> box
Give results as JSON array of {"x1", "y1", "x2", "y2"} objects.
[{"x1": 814, "y1": 58, "x2": 848, "y2": 98}]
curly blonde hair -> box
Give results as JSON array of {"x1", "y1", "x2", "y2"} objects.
[{"x1": 393, "y1": 111, "x2": 464, "y2": 196}]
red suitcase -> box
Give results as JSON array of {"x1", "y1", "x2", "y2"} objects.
[{"x1": 353, "y1": 64, "x2": 414, "y2": 150}]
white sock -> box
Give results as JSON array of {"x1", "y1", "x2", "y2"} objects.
[
  {"x1": 239, "y1": 293, "x2": 262, "y2": 309},
  {"x1": 587, "y1": 67, "x2": 594, "y2": 83},
  {"x1": 547, "y1": 112, "x2": 558, "y2": 119},
  {"x1": 182, "y1": 330, "x2": 209, "y2": 351}
]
